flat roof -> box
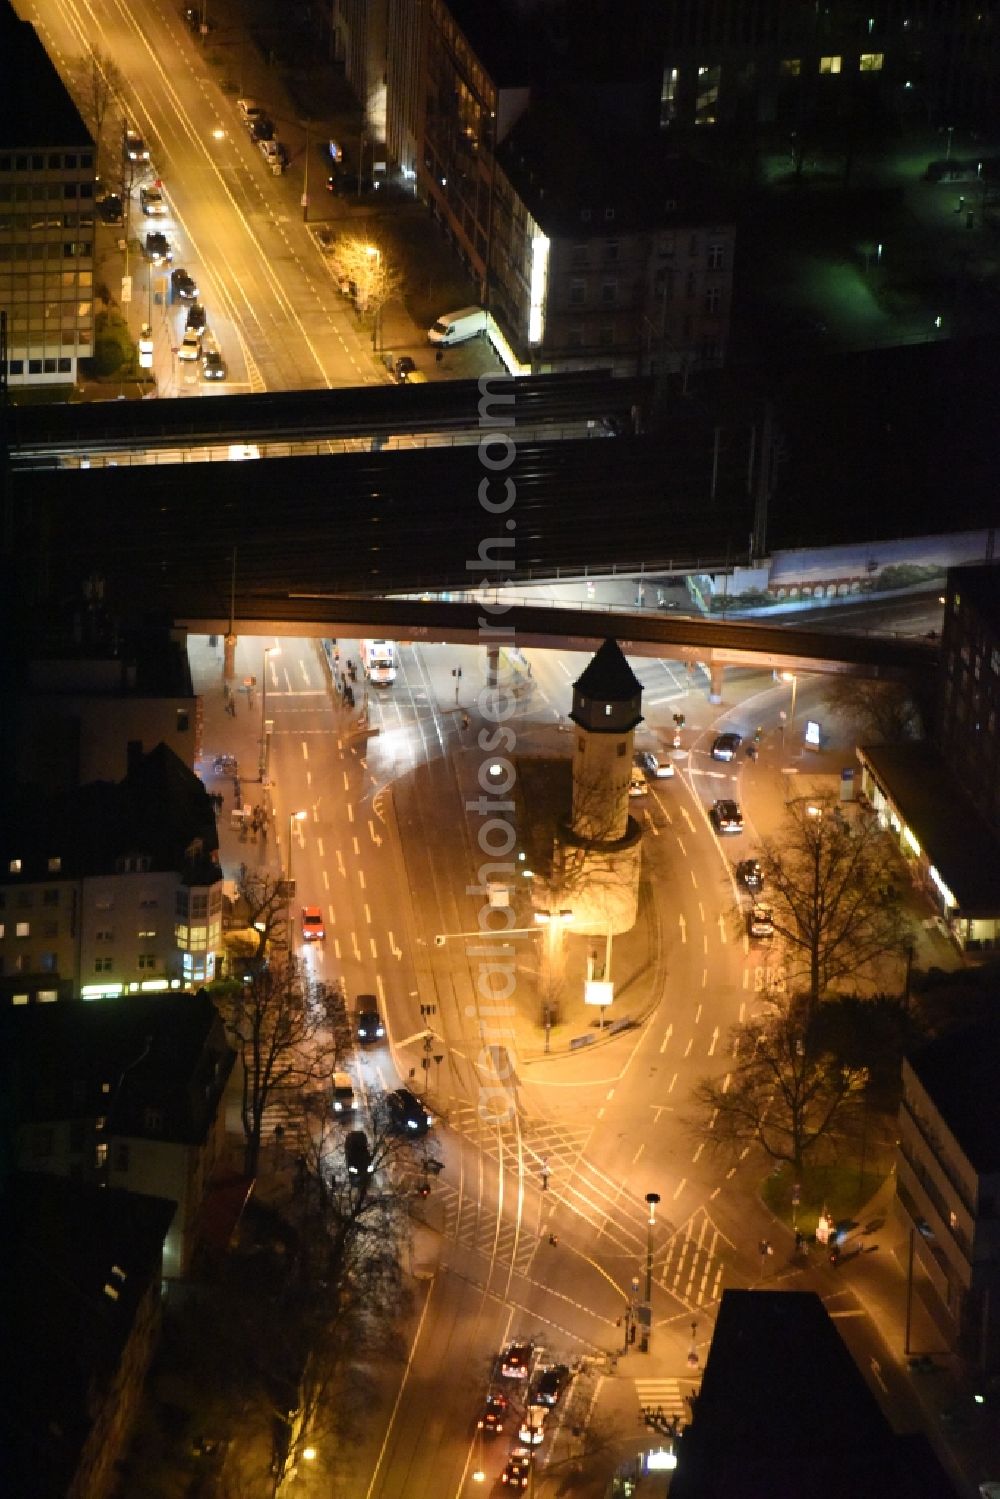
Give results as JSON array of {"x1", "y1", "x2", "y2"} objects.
[
  {"x1": 858, "y1": 740, "x2": 1000, "y2": 914},
  {"x1": 0, "y1": 2, "x2": 92, "y2": 150},
  {"x1": 907, "y1": 1021, "x2": 1000, "y2": 1175}
]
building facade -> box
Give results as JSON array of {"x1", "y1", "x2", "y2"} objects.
[
  {"x1": 0, "y1": 1, "x2": 95, "y2": 388},
  {"x1": 936, "y1": 563, "x2": 1000, "y2": 842},
  {"x1": 3, "y1": 991, "x2": 234, "y2": 1280},
  {"x1": 0, "y1": 742, "x2": 223, "y2": 1004},
  {"x1": 895, "y1": 1023, "x2": 1000, "y2": 1374}
]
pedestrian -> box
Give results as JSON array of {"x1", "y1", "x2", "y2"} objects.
[
  {"x1": 461, "y1": 711, "x2": 470, "y2": 731},
  {"x1": 346, "y1": 684, "x2": 355, "y2": 707}
]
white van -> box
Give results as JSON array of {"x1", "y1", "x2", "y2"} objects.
[{"x1": 427, "y1": 306, "x2": 487, "y2": 345}]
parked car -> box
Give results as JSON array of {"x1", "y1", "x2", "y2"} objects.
[
  {"x1": 356, "y1": 997, "x2": 385, "y2": 1043},
  {"x1": 500, "y1": 1341, "x2": 534, "y2": 1379},
  {"x1": 259, "y1": 138, "x2": 283, "y2": 169},
  {"x1": 386, "y1": 1087, "x2": 432, "y2": 1136},
  {"x1": 748, "y1": 905, "x2": 774, "y2": 939},
  {"x1": 344, "y1": 1130, "x2": 374, "y2": 1177},
  {"x1": 144, "y1": 231, "x2": 172, "y2": 264},
  {"x1": 237, "y1": 98, "x2": 265, "y2": 129},
  {"x1": 711, "y1": 732, "x2": 742, "y2": 761},
  {"x1": 628, "y1": 770, "x2": 648, "y2": 798},
  {"x1": 97, "y1": 193, "x2": 124, "y2": 224},
  {"x1": 301, "y1": 905, "x2": 324, "y2": 941},
  {"x1": 140, "y1": 185, "x2": 166, "y2": 217},
  {"x1": 171, "y1": 267, "x2": 198, "y2": 301},
  {"x1": 531, "y1": 1364, "x2": 570, "y2": 1407},
  {"x1": 711, "y1": 799, "x2": 744, "y2": 834},
  {"x1": 185, "y1": 303, "x2": 207, "y2": 334},
  {"x1": 201, "y1": 349, "x2": 227, "y2": 380},
  {"x1": 251, "y1": 117, "x2": 275, "y2": 142},
  {"x1": 331, "y1": 1071, "x2": 356, "y2": 1115},
  {"x1": 736, "y1": 858, "x2": 764, "y2": 892},
  {"x1": 635, "y1": 750, "x2": 673, "y2": 780},
  {"x1": 177, "y1": 329, "x2": 201, "y2": 361}
]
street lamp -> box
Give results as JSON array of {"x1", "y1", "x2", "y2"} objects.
[
  {"x1": 780, "y1": 669, "x2": 797, "y2": 731},
  {"x1": 286, "y1": 810, "x2": 307, "y2": 937},
  {"x1": 535, "y1": 908, "x2": 573, "y2": 1031},
  {"x1": 259, "y1": 645, "x2": 280, "y2": 782},
  {"x1": 640, "y1": 1191, "x2": 660, "y2": 1352}
]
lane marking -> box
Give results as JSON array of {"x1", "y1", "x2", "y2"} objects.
[
  {"x1": 659, "y1": 1024, "x2": 673, "y2": 1054},
  {"x1": 301, "y1": 741, "x2": 309, "y2": 760}
]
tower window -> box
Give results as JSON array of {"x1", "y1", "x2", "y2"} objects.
[
  {"x1": 604, "y1": 703, "x2": 612, "y2": 716},
  {"x1": 617, "y1": 743, "x2": 627, "y2": 757}
]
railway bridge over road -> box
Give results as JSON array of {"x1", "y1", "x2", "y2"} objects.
[{"x1": 183, "y1": 594, "x2": 936, "y2": 703}]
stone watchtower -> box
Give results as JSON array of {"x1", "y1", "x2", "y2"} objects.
[{"x1": 569, "y1": 639, "x2": 644, "y2": 842}]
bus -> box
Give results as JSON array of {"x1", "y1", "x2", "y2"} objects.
[{"x1": 361, "y1": 639, "x2": 397, "y2": 685}]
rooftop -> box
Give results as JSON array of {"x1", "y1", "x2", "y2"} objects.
[
  {"x1": 1, "y1": 989, "x2": 234, "y2": 1144},
  {"x1": 572, "y1": 638, "x2": 643, "y2": 703},
  {"x1": 672, "y1": 1290, "x2": 954, "y2": 1498},
  {"x1": 906, "y1": 1020, "x2": 1000, "y2": 1176},
  {"x1": 857, "y1": 740, "x2": 1000, "y2": 915},
  {"x1": 0, "y1": 1, "x2": 93, "y2": 151}
]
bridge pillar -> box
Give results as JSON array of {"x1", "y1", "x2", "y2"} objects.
[
  {"x1": 486, "y1": 644, "x2": 500, "y2": 689},
  {"x1": 708, "y1": 663, "x2": 725, "y2": 705},
  {"x1": 224, "y1": 633, "x2": 237, "y2": 682}
]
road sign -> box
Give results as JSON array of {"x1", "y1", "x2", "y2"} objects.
[{"x1": 121, "y1": 275, "x2": 132, "y2": 304}]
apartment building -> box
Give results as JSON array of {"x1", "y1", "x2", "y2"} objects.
[
  {"x1": 895, "y1": 1020, "x2": 1000, "y2": 1374},
  {"x1": 2, "y1": 989, "x2": 235, "y2": 1280},
  {"x1": 4, "y1": 1174, "x2": 176, "y2": 1499},
  {"x1": 16, "y1": 626, "x2": 200, "y2": 790},
  {"x1": 936, "y1": 563, "x2": 1000, "y2": 842},
  {"x1": 0, "y1": 0, "x2": 96, "y2": 388},
  {"x1": 0, "y1": 742, "x2": 223, "y2": 1004},
  {"x1": 492, "y1": 106, "x2": 733, "y2": 375}
]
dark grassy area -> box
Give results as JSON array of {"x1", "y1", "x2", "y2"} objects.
[{"x1": 512, "y1": 756, "x2": 573, "y2": 880}]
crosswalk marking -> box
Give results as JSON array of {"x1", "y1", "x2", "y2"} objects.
[{"x1": 634, "y1": 1378, "x2": 686, "y2": 1417}]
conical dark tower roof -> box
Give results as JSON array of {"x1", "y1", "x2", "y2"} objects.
[{"x1": 570, "y1": 639, "x2": 643, "y2": 733}]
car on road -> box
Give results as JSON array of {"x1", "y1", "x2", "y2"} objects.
[
  {"x1": 635, "y1": 750, "x2": 674, "y2": 780},
  {"x1": 748, "y1": 904, "x2": 774, "y2": 939},
  {"x1": 201, "y1": 349, "x2": 227, "y2": 381},
  {"x1": 711, "y1": 799, "x2": 744, "y2": 834},
  {"x1": 386, "y1": 1087, "x2": 432, "y2": 1136},
  {"x1": 125, "y1": 129, "x2": 149, "y2": 162},
  {"x1": 183, "y1": 5, "x2": 214, "y2": 32},
  {"x1": 628, "y1": 770, "x2": 648, "y2": 798},
  {"x1": 500, "y1": 1341, "x2": 534, "y2": 1379},
  {"x1": 711, "y1": 732, "x2": 742, "y2": 761},
  {"x1": 501, "y1": 1448, "x2": 532, "y2": 1488},
  {"x1": 476, "y1": 1392, "x2": 508, "y2": 1435},
  {"x1": 177, "y1": 329, "x2": 201, "y2": 361},
  {"x1": 301, "y1": 905, "x2": 324, "y2": 940},
  {"x1": 331, "y1": 1071, "x2": 356, "y2": 1115},
  {"x1": 185, "y1": 303, "x2": 207, "y2": 335},
  {"x1": 144, "y1": 231, "x2": 172, "y2": 264},
  {"x1": 736, "y1": 858, "x2": 764, "y2": 892},
  {"x1": 356, "y1": 997, "x2": 385, "y2": 1043},
  {"x1": 393, "y1": 355, "x2": 416, "y2": 383},
  {"x1": 518, "y1": 1406, "x2": 547, "y2": 1446},
  {"x1": 345, "y1": 1130, "x2": 373, "y2": 1177},
  {"x1": 140, "y1": 185, "x2": 167, "y2": 217},
  {"x1": 259, "y1": 138, "x2": 284, "y2": 169},
  {"x1": 171, "y1": 268, "x2": 198, "y2": 301},
  {"x1": 531, "y1": 1364, "x2": 570, "y2": 1406}
]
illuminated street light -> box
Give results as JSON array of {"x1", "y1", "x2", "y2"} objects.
[
  {"x1": 779, "y1": 669, "x2": 798, "y2": 731},
  {"x1": 211, "y1": 128, "x2": 226, "y2": 140},
  {"x1": 302, "y1": 1446, "x2": 317, "y2": 1462},
  {"x1": 640, "y1": 1192, "x2": 661, "y2": 1352}
]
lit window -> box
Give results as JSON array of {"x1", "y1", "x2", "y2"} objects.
[
  {"x1": 859, "y1": 52, "x2": 884, "y2": 71},
  {"x1": 780, "y1": 59, "x2": 801, "y2": 77},
  {"x1": 16, "y1": 921, "x2": 29, "y2": 938},
  {"x1": 47, "y1": 857, "x2": 61, "y2": 873},
  {"x1": 604, "y1": 703, "x2": 612, "y2": 716},
  {"x1": 661, "y1": 65, "x2": 679, "y2": 124},
  {"x1": 95, "y1": 1141, "x2": 108, "y2": 1166},
  {"x1": 819, "y1": 56, "x2": 842, "y2": 74},
  {"x1": 8, "y1": 858, "x2": 21, "y2": 873},
  {"x1": 949, "y1": 1210, "x2": 958, "y2": 1230}
]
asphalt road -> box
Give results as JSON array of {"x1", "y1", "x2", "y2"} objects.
[{"x1": 28, "y1": 0, "x2": 376, "y2": 391}]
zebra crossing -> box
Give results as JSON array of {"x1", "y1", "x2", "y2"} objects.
[
  {"x1": 258, "y1": 1093, "x2": 312, "y2": 1155},
  {"x1": 658, "y1": 1205, "x2": 734, "y2": 1311},
  {"x1": 435, "y1": 1180, "x2": 539, "y2": 1277},
  {"x1": 634, "y1": 1378, "x2": 686, "y2": 1419}
]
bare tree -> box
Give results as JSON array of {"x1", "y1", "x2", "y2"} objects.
[
  {"x1": 218, "y1": 958, "x2": 349, "y2": 1175},
  {"x1": 690, "y1": 993, "x2": 868, "y2": 1178},
  {"x1": 83, "y1": 48, "x2": 124, "y2": 183},
  {"x1": 325, "y1": 231, "x2": 405, "y2": 320},
  {"x1": 758, "y1": 794, "x2": 908, "y2": 1008},
  {"x1": 229, "y1": 862, "x2": 288, "y2": 965},
  {"x1": 824, "y1": 677, "x2": 925, "y2": 744}
]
